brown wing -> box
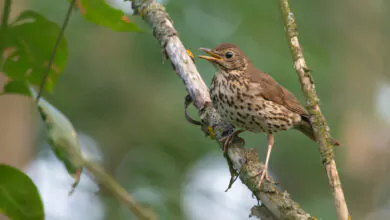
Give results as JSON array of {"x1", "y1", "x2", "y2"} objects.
[{"x1": 249, "y1": 66, "x2": 308, "y2": 117}]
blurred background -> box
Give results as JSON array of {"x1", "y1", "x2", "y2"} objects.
[{"x1": 0, "y1": 0, "x2": 389, "y2": 219}]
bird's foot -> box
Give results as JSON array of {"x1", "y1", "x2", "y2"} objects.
[
  {"x1": 251, "y1": 166, "x2": 278, "y2": 189},
  {"x1": 219, "y1": 130, "x2": 244, "y2": 153}
]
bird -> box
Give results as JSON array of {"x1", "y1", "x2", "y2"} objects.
[{"x1": 198, "y1": 43, "x2": 340, "y2": 188}]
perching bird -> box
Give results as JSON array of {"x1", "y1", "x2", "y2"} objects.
[{"x1": 198, "y1": 43, "x2": 340, "y2": 188}]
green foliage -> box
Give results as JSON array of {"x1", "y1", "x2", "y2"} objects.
[
  {"x1": 0, "y1": 10, "x2": 67, "y2": 95},
  {"x1": 30, "y1": 88, "x2": 83, "y2": 195},
  {"x1": 76, "y1": 0, "x2": 142, "y2": 32},
  {"x1": 0, "y1": 164, "x2": 44, "y2": 220},
  {"x1": 1, "y1": 80, "x2": 31, "y2": 96}
]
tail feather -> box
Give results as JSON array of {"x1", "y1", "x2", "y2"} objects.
[{"x1": 295, "y1": 118, "x2": 340, "y2": 146}]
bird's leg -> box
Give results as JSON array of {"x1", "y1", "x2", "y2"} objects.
[
  {"x1": 219, "y1": 129, "x2": 244, "y2": 153},
  {"x1": 253, "y1": 133, "x2": 275, "y2": 188}
]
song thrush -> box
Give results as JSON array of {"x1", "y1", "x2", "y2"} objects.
[{"x1": 198, "y1": 43, "x2": 340, "y2": 188}]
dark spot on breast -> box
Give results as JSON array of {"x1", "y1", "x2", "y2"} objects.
[
  {"x1": 236, "y1": 119, "x2": 245, "y2": 124},
  {"x1": 240, "y1": 105, "x2": 244, "y2": 109},
  {"x1": 279, "y1": 117, "x2": 289, "y2": 123},
  {"x1": 229, "y1": 83, "x2": 234, "y2": 91}
]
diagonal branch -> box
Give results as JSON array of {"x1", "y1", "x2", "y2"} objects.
[
  {"x1": 131, "y1": 0, "x2": 314, "y2": 219},
  {"x1": 278, "y1": 0, "x2": 350, "y2": 219},
  {"x1": 82, "y1": 160, "x2": 156, "y2": 220}
]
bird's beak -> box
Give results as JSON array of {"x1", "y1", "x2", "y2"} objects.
[{"x1": 198, "y1": 48, "x2": 222, "y2": 62}]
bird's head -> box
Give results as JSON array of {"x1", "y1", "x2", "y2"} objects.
[{"x1": 198, "y1": 43, "x2": 250, "y2": 72}]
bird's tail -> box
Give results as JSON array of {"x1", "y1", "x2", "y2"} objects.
[{"x1": 294, "y1": 119, "x2": 340, "y2": 146}]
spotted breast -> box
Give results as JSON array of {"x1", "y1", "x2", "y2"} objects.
[{"x1": 210, "y1": 71, "x2": 301, "y2": 134}]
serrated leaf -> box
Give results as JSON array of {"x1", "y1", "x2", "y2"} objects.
[
  {"x1": 77, "y1": 0, "x2": 141, "y2": 32},
  {"x1": 2, "y1": 81, "x2": 31, "y2": 96},
  {"x1": 0, "y1": 10, "x2": 67, "y2": 94},
  {"x1": 0, "y1": 164, "x2": 44, "y2": 220},
  {"x1": 30, "y1": 88, "x2": 83, "y2": 194}
]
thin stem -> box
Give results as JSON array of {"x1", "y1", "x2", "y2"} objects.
[
  {"x1": 278, "y1": 0, "x2": 349, "y2": 219},
  {"x1": 35, "y1": 0, "x2": 76, "y2": 103},
  {"x1": 1, "y1": 0, "x2": 11, "y2": 28},
  {"x1": 82, "y1": 160, "x2": 156, "y2": 220}
]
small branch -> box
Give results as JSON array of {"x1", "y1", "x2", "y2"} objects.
[
  {"x1": 278, "y1": 0, "x2": 349, "y2": 219},
  {"x1": 131, "y1": 0, "x2": 313, "y2": 219},
  {"x1": 1, "y1": 0, "x2": 11, "y2": 28},
  {"x1": 82, "y1": 160, "x2": 156, "y2": 220},
  {"x1": 36, "y1": 0, "x2": 76, "y2": 103},
  {"x1": 54, "y1": 134, "x2": 156, "y2": 220}
]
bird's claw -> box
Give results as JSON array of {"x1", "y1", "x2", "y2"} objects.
[
  {"x1": 251, "y1": 167, "x2": 279, "y2": 189},
  {"x1": 219, "y1": 130, "x2": 244, "y2": 154}
]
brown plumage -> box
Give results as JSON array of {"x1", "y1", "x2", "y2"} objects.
[{"x1": 198, "y1": 43, "x2": 339, "y2": 188}]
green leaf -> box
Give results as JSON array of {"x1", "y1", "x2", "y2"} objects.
[
  {"x1": 0, "y1": 164, "x2": 44, "y2": 220},
  {"x1": 2, "y1": 81, "x2": 31, "y2": 96},
  {"x1": 77, "y1": 0, "x2": 141, "y2": 32},
  {"x1": 0, "y1": 10, "x2": 67, "y2": 94},
  {"x1": 30, "y1": 88, "x2": 83, "y2": 194}
]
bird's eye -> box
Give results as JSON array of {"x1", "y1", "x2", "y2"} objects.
[{"x1": 225, "y1": 51, "x2": 233, "y2": 59}]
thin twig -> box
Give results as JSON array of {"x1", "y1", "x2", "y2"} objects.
[
  {"x1": 82, "y1": 160, "x2": 156, "y2": 220},
  {"x1": 1, "y1": 0, "x2": 12, "y2": 29},
  {"x1": 35, "y1": 0, "x2": 76, "y2": 103},
  {"x1": 278, "y1": 0, "x2": 350, "y2": 219},
  {"x1": 33, "y1": 89, "x2": 156, "y2": 220},
  {"x1": 50, "y1": 137, "x2": 156, "y2": 220},
  {"x1": 131, "y1": 0, "x2": 314, "y2": 219}
]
